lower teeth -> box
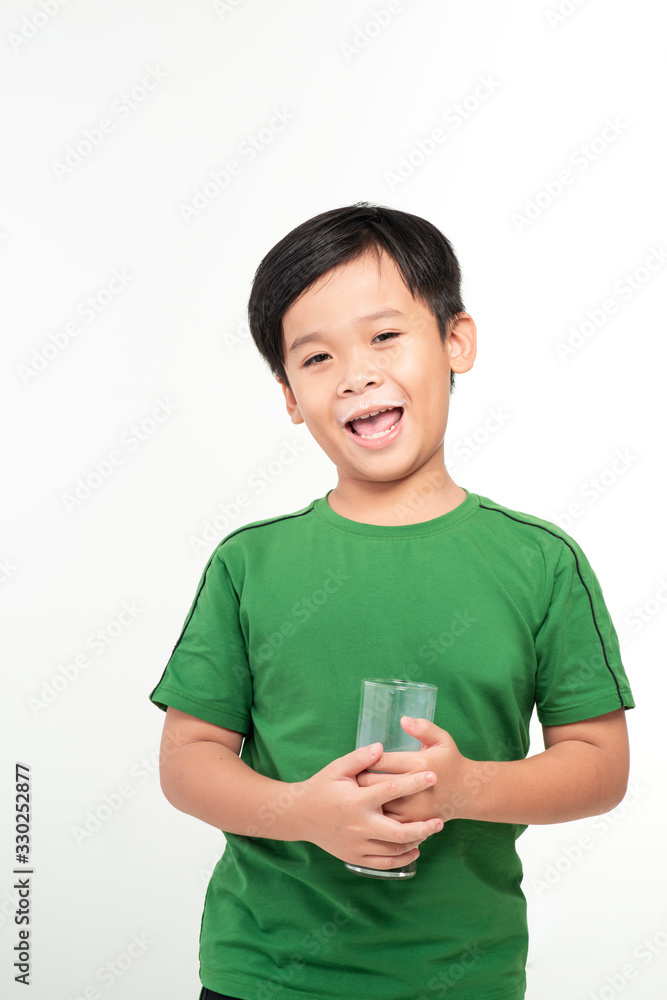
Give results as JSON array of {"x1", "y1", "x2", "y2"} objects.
[{"x1": 356, "y1": 415, "x2": 401, "y2": 439}]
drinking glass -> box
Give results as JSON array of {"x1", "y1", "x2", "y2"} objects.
[{"x1": 345, "y1": 678, "x2": 438, "y2": 879}]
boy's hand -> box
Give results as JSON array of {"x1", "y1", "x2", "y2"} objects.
[
  {"x1": 295, "y1": 741, "x2": 444, "y2": 870},
  {"x1": 356, "y1": 717, "x2": 472, "y2": 825}
]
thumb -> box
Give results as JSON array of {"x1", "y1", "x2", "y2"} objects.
[
  {"x1": 335, "y1": 741, "x2": 384, "y2": 778},
  {"x1": 401, "y1": 715, "x2": 446, "y2": 748}
]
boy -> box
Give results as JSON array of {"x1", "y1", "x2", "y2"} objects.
[{"x1": 149, "y1": 203, "x2": 634, "y2": 1000}]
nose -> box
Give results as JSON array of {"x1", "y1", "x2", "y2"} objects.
[
  {"x1": 338, "y1": 356, "x2": 384, "y2": 395},
  {"x1": 341, "y1": 373, "x2": 380, "y2": 394}
]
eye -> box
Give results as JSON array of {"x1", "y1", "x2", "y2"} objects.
[
  {"x1": 302, "y1": 332, "x2": 400, "y2": 368},
  {"x1": 303, "y1": 352, "x2": 330, "y2": 368}
]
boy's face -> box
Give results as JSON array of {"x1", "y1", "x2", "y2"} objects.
[{"x1": 277, "y1": 249, "x2": 476, "y2": 490}]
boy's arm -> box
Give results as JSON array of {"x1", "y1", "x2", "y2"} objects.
[
  {"x1": 460, "y1": 708, "x2": 630, "y2": 824},
  {"x1": 158, "y1": 707, "x2": 444, "y2": 868},
  {"x1": 357, "y1": 709, "x2": 630, "y2": 825}
]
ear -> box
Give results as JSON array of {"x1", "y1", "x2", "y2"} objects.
[
  {"x1": 447, "y1": 313, "x2": 477, "y2": 374},
  {"x1": 275, "y1": 374, "x2": 305, "y2": 425}
]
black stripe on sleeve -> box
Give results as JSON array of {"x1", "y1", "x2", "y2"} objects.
[
  {"x1": 478, "y1": 503, "x2": 625, "y2": 707},
  {"x1": 149, "y1": 506, "x2": 316, "y2": 702}
]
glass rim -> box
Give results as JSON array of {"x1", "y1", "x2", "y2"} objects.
[{"x1": 360, "y1": 677, "x2": 437, "y2": 690}]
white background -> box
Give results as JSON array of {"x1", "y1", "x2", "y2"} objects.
[{"x1": 1, "y1": 1, "x2": 665, "y2": 998}]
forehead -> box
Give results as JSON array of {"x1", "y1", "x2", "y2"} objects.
[{"x1": 282, "y1": 250, "x2": 428, "y2": 341}]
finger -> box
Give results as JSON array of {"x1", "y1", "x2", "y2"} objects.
[
  {"x1": 359, "y1": 846, "x2": 422, "y2": 871},
  {"x1": 371, "y1": 768, "x2": 437, "y2": 808},
  {"x1": 366, "y1": 750, "x2": 425, "y2": 774},
  {"x1": 356, "y1": 769, "x2": 391, "y2": 788},
  {"x1": 401, "y1": 716, "x2": 452, "y2": 749},
  {"x1": 335, "y1": 742, "x2": 384, "y2": 778},
  {"x1": 368, "y1": 836, "x2": 423, "y2": 854},
  {"x1": 382, "y1": 809, "x2": 407, "y2": 822},
  {"x1": 372, "y1": 813, "x2": 443, "y2": 846}
]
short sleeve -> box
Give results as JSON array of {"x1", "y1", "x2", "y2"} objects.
[
  {"x1": 534, "y1": 537, "x2": 635, "y2": 725},
  {"x1": 149, "y1": 548, "x2": 252, "y2": 734}
]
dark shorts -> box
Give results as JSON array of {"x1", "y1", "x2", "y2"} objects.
[{"x1": 199, "y1": 990, "x2": 241, "y2": 1000}]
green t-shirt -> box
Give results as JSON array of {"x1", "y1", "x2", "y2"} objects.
[{"x1": 149, "y1": 488, "x2": 634, "y2": 1000}]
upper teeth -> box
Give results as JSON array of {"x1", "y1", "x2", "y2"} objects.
[{"x1": 355, "y1": 407, "x2": 394, "y2": 420}]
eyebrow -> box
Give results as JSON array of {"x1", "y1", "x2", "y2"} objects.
[{"x1": 287, "y1": 308, "x2": 405, "y2": 354}]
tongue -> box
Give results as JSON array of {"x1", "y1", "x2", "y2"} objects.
[{"x1": 350, "y1": 407, "x2": 401, "y2": 436}]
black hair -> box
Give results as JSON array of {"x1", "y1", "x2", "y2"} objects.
[{"x1": 247, "y1": 201, "x2": 466, "y2": 393}]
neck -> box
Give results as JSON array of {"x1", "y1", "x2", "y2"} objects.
[{"x1": 328, "y1": 467, "x2": 466, "y2": 527}]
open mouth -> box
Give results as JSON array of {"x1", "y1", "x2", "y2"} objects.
[{"x1": 346, "y1": 406, "x2": 404, "y2": 440}]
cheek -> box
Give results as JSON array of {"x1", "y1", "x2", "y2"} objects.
[
  {"x1": 404, "y1": 350, "x2": 449, "y2": 398},
  {"x1": 300, "y1": 402, "x2": 341, "y2": 444}
]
